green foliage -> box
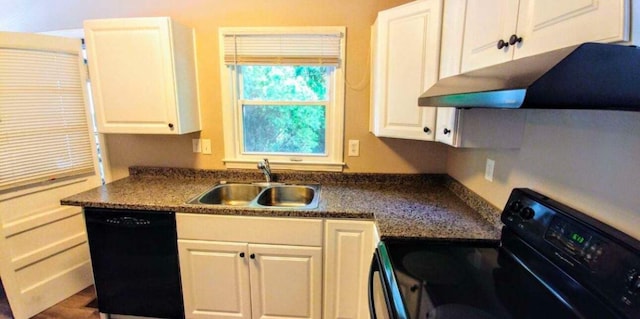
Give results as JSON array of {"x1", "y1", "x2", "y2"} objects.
[
  {"x1": 243, "y1": 105, "x2": 325, "y2": 154},
  {"x1": 239, "y1": 66, "x2": 329, "y2": 154},
  {"x1": 241, "y1": 65, "x2": 329, "y2": 101}
]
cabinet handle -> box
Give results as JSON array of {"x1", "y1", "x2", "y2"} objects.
[
  {"x1": 168, "y1": 123, "x2": 174, "y2": 129},
  {"x1": 250, "y1": 253, "x2": 256, "y2": 259},
  {"x1": 497, "y1": 39, "x2": 509, "y2": 50},
  {"x1": 509, "y1": 34, "x2": 523, "y2": 46},
  {"x1": 423, "y1": 127, "x2": 431, "y2": 134},
  {"x1": 239, "y1": 252, "x2": 245, "y2": 258},
  {"x1": 443, "y1": 128, "x2": 451, "y2": 135}
]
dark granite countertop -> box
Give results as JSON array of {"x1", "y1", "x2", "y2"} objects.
[{"x1": 61, "y1": 167, "x2": 502, "y2": 242}]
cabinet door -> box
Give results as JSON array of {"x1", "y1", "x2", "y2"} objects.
[
  {"x1": 370, "y1": 0, "x2": 441, "y2": 140},
  {"x1": 178, "y1": 240, "x2": 251, "y2": 319},
  {"x1": 461, "y1": 0, "x2": 520, "y2": 73},
  {"x1": 249, "y1": 244, "x2": 322, "y2": 319},
  {"x1": 84, "y1": 17, "x2": 198, "y2": 134},
  {"x1": 439, "y1": 0, "x2": 468, "y2": 79},
  {"x1": 435, "y1": 107, "x2": 458, "y2": 146},
  {"x1": 324, "y1": 220, "x2": 375, "y2": 319},
  {"x1": 514, "y1": 0, "x2": 628, "y2": 59}
]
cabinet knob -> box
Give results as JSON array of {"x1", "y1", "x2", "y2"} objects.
[
  {"x1": 168, "y1": 123, "x2": 174, "y2": 129},
  {"x1": 443, "y1": 128, "x2": 451, "y2": 135},
  {"x1": 497, "y1": 39, "x2": 509, "y2": 50},
  {"x1": 239, "y1": 252, "x2": 245, "y2": 258},
  {"x1": 509, "y1": 34, "x2": 523, "y2": 45},
  {"x1": 250, "y1": 253, "x2": 256, "y2": 259},
  {"x1": 423, "y1": 127, "x2": 431, "y2": 134}
]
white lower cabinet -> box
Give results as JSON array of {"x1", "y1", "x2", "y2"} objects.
[
  {"x1": 177, "y1": 214, "x2": 377, "y2": 319},
  {"x1": 324, "y1": 220, "x2": 376, "y2": 319},
  {"x1": 249, "y1": 244, "x2": 322, "y2": 319},
  {"x1": 178, "y1": 240, "x2": 251, "y2": 319},
  {"x1": 177, "y1": 214, "x2": 323, "y2": 319}
]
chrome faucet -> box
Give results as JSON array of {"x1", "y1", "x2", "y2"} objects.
[{"x1": 257, "y1": 158, "x2": 272, "y2": 183}]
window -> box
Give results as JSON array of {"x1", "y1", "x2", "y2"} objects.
[
  {"x1": 0, "y1": 35, "x2": 97, "y2": 191},
  {"x1": 219, "y1": 27, "x2": 346, "y2": 171}
]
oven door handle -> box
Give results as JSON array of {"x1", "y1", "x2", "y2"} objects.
[{"x1": 368, "y1": 252, "x2": 379, "y2": 319}]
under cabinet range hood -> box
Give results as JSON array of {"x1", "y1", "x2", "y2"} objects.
[{"x1": 419, "y1": 43, "x2": 640, "y2": 111}]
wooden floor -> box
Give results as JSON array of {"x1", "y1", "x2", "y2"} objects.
[{"x1": 30, "y1": 286, "x2": 99, "y2": 319}]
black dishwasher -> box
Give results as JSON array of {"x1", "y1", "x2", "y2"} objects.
[{"x1": 84, "y1": 208, "x2": 184, "y2": 319}]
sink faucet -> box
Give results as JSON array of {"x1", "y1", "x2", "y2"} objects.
[{"x1": 257, "y1": 158, "x2": 272, "y2": 183}]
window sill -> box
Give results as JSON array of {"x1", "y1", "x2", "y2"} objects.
[{"x1": 223, "y1": 159, "x2": 345, "y2": 172}]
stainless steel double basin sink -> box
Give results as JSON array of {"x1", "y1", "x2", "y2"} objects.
[{"x1": 187, "y1": 182, "x2": 320, "y2": 209}]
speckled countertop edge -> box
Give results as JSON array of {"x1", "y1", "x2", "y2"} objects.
[{"x1": 62, "y1": 166, "x2": 502, "y2": 242}]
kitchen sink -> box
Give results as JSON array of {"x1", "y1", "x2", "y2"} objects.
[
  {"x1": 197, "y1": 184, "x2": 264, "y2": 206},
  {"x1": 187, "y1": 182, "x2": 320, "y2": 209},
  {"x1": 256, "y1": 185, "x2": 317, "y2": 208}
]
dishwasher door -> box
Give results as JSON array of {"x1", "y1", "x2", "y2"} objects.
[{"x1": 84, "y1": 208, "x2": 184, "y2": 319}]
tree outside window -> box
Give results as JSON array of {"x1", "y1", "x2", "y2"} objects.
[{"x1": 240, "y1": 65, "x2": 331, "y2": 155}]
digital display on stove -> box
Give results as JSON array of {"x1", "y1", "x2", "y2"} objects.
[{"x1": 570, "y1": 233, "x2": 586, "y2": 245}]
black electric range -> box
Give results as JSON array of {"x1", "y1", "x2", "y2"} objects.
[{"x1": 369, "y1": 188, "x2": 640, "y2": 319}]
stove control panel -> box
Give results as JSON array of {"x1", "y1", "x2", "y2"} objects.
[
  {"x1": 544, "y1": 216, "x2": 605, "y2": 269},
  {"x1": 502, "y1": 188, "x2": 640, "y2": 318}
]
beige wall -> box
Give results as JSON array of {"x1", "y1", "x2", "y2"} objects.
[
  {"x1": 447, "y1": 110, "x2": 640, "y2": 239},
  {"x1": 0, "y1": 0, "x2": 448, "y2": 179}
]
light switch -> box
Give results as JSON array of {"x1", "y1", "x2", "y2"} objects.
[
  {"x1": 348, "y1": 140, "x2": 360, "y2": 157},
  {"x1": 202, "y1": 139, "x2": 212, "y2": 155}
]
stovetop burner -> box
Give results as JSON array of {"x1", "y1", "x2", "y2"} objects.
[{"x1": 402, "y1": 251, "x2": 466, "y2": 285}]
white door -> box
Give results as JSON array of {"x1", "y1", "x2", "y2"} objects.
[
  {"x1": 249, "y1": 244, "x2": 322, "y2": 319},
  {"x1": 514, "y1": 0, "x2": 628, "y2": 59},
  {"x1": 461, "y1": 0, "x2": 520, "y2": 73},
  {"x1": 178, "y1": 240, "x2": 252, "y2": 319},
  {"x1": 0, "y1": 32, "x2": 103, "y2": 319}
]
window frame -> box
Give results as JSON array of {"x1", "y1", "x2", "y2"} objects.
[{"x1": 219, "y1": 27, "x2": 346, "y2": 172}]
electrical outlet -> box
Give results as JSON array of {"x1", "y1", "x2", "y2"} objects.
[
  {"x1": 202, "y1": 139, "x2": 212, "y2": 155},
  {"x1": 192, "y1": 139, "x2": 201, "y2": 153},
  {"x1": 485, "y1": 158, "x2": 495, "y2": 182},
  {"x1": 348, "y1": 140, "x2": 360, "y2": 157}
]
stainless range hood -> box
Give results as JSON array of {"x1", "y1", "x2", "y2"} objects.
[{"x1": 419, "y1": 43, "x2": 640, "y2": 111}]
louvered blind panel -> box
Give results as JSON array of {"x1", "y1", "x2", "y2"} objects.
[
  {"x1": 0, "y1": 47, "x2": 95, "y2": 190},
  {"x1": 223, "y1": 32, "x2": 343, "y2": 65}
]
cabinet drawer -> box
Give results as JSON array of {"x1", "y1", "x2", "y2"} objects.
[{"x1": 176, "y1": 213, "x2": 323, "y2": 246}]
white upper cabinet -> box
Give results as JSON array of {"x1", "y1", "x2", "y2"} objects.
[
  {"x1": 515, "y1": 0, "x2": 629, "y2": 59},
  {"x1": 370, "y1": 0, "x2": 442, "y2": 140},
  {"x1": 460, "y1": 0, "x2": 519, "y2": 73},
  {"x1": 84, "y1": 17, "x2": 201, "y2": 134},
  {"x1": 460, "y1": 0, "x2": 631, "y2": 73}
]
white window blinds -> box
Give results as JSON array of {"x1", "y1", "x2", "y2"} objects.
[
  {"x1": 222, "y1": 29, "x2": 343, "y2": 65},
  {"x1": 0, "y1": 41, "x2": 95, "y2": 191}
]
